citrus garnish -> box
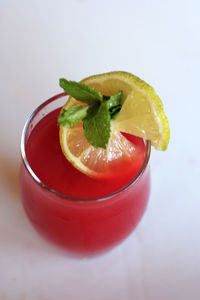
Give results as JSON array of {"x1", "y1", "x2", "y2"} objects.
[{"x1": 59, "y1": 71, "x2": 170, "y2": 178}]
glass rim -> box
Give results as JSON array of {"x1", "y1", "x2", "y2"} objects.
[{"x1": 20, "y1": 93, "x2": 151, "y2": 202}]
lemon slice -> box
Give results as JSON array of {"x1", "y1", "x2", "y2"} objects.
[
  {"x1": 59, "y1": 71, "x2": 170, "y2": 177},
  {"x1": 81, "y1": 71, "x2": 170, "y2": 150}
]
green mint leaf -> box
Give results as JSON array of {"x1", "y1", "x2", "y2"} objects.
[
  {"x1": 58, "y1": 105, "x2": 88, "y2": 127},
  {"x1": 59, "y1": 78, "x2": 103, "y2": 105},
  {"x1": 83, "y1": 102, "x2": 111, "y2": 149},
  {"x1": 106, "y1": 91, "x2": 122, "y2": 108},
  {"x1": 106, "y1": 91, "x2": 122, "y2": 120},
  {"x1": 110, "y1": 105, "x2": 121, "y2": 120}
]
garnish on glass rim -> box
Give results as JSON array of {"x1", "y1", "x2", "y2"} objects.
[{"x1": 58, "y1": 71, "x2": 170, "y2": 178}]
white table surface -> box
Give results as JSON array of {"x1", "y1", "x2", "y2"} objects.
[{"x1": 0, "y1": 0, "x2": 200, "y2": 299}]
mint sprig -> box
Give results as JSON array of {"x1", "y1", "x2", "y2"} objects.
[{"x1": 58, "y1": 78, "x2": 123, "y2": 148}]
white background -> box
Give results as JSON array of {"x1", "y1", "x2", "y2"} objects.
[{"x1": 0, "y1": 0, "x2": 200, "y2": 299}]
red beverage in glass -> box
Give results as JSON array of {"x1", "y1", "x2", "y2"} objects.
[{"x1": 20, "y1": 94, "x2": 151, "y2": 256}]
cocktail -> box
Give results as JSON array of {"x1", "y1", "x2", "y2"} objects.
[{"x1": 20, "y1": 72, "x2": 169, "y2": 256}]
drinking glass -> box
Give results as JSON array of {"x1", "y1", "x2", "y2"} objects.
[{"x1": 20, "y1": 93, "x2": 151, "y2": 256}]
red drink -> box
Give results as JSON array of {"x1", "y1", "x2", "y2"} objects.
[{"x1": 20, "y1": 94, "x2": 151, "y2": 256}]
